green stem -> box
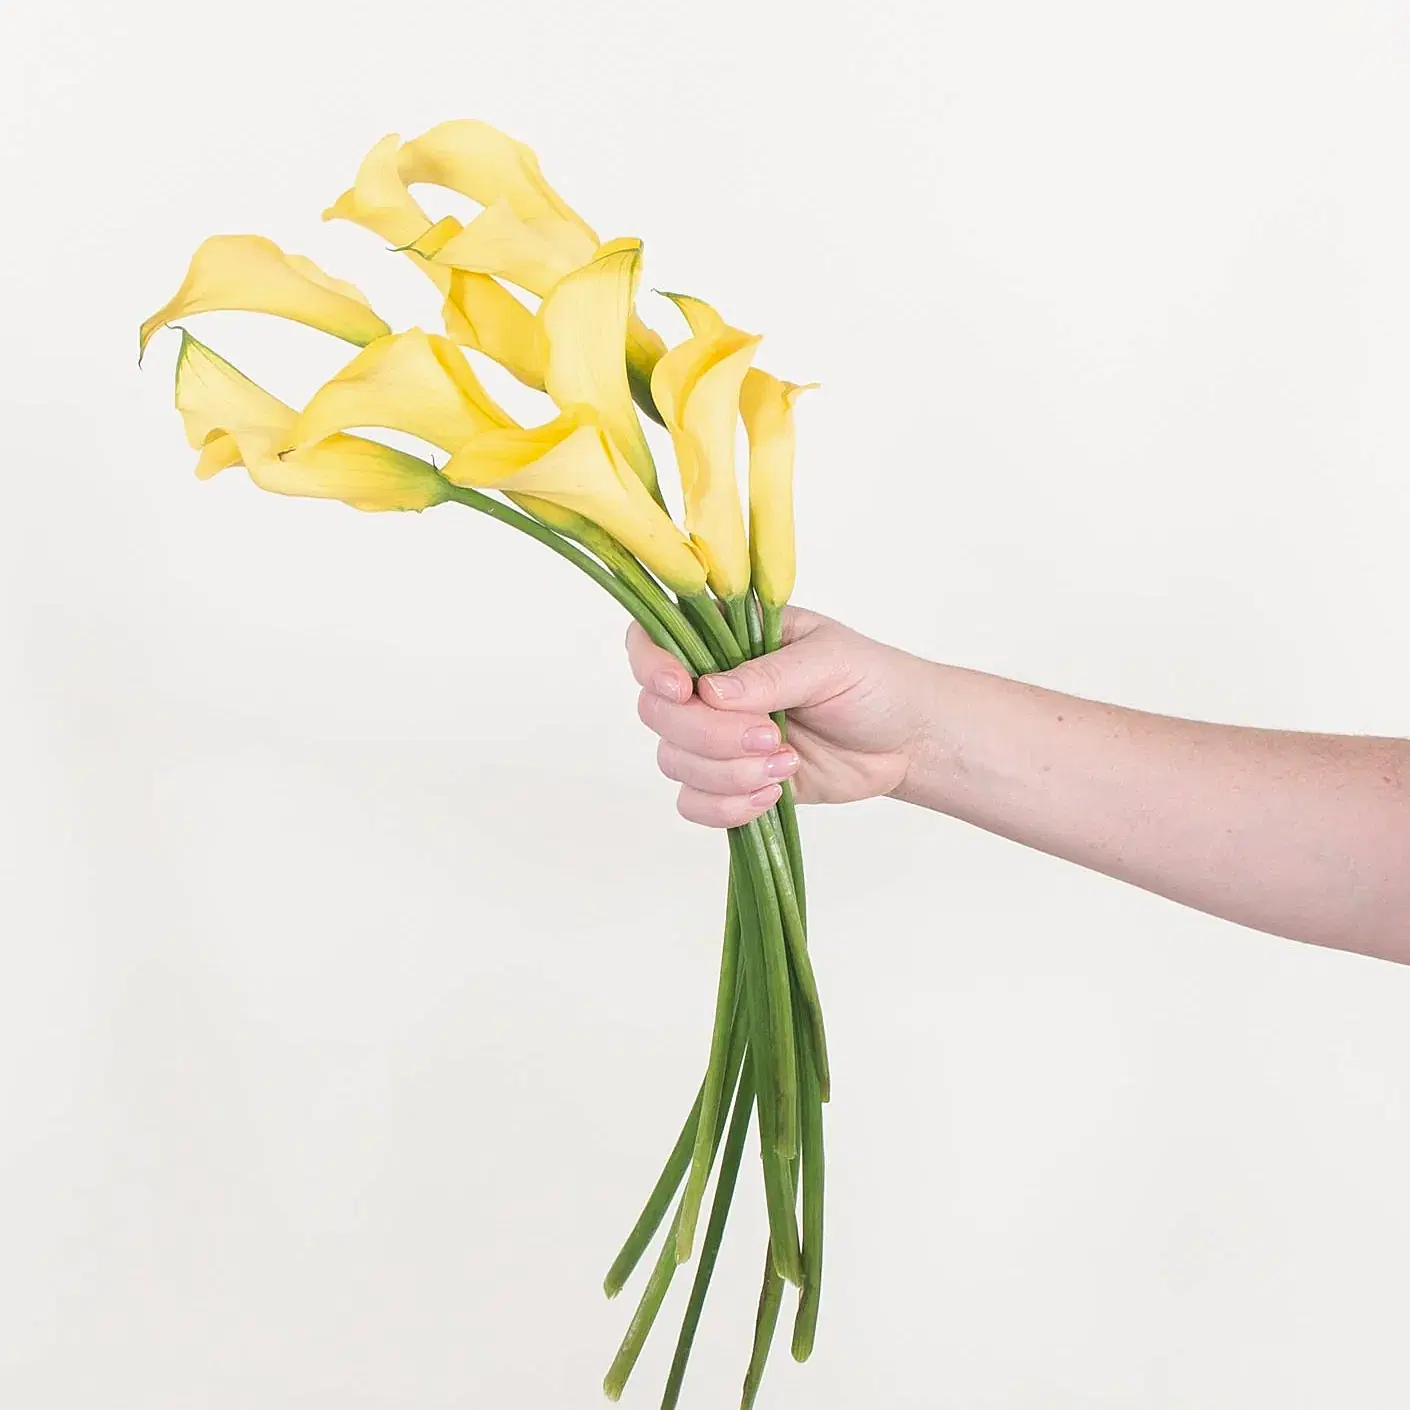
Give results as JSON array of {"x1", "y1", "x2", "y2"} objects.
[
  {"x1": 792, "y1": 1021, "x2": 825, "y2": 1363},
  {"x1": 728, "y1": 832, "x2": 802, "y2": 1285},
  {"x1": 676, "y1": 879, "x2": 742, "y2": 1262},
  {"x1": 755, "y1": 809, "x2": 830, "y2": 1102},
  {"x1": 761, "y1": 601, "x2": 808, "y2": 926},
  {"x1": 723, "y1": 594, "x2": 752, "y2": 660},
  {"x1": 742, "y1": 1248, "x2": 787, "y2": 1410},
  {"x1": 603, "y1": 1023, "x2": 749, "y2": 1401},
  {"x1": 445, "y1": 487, "x2": 686, "y2": 665},
  {"x1": 603, "y1": 1089, "x2": 701, "y2": 1299},
  {"x1": 745, "y1": 590, "x2": 765, "y2": 657},
  {"x1": 660, "y1": 1060, "x2": 758, "y2": 1410},
  {"x1": 683, "y1": 592, "x2": 746, "y2": 670},
  {"x1": 738, "y1": 822, "x2": 799, "y2": 1160},
  {"x1": 599, "y1": 544, "x2": 718, "y2": 677}
]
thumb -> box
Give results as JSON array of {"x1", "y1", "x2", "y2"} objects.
[{"x1": 698, "y1": 634, "x2": 844, "y2": 714}]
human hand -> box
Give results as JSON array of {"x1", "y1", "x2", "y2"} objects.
[{"x1": 626, "y1": 606, "x2": 937, "y2": 828}]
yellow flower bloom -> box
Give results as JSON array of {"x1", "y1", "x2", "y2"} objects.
[
  {"x1": 398, "y1": 118, "x2": 598, "y2": 249},
  {"x1": 417, "y1": 199, "x2": 596, "y2": 298},
  {"x1": 442, "y1": 269, "x2": 547, "y2": 389},
  {"x1": 323, "y1": 133, "x2": 450, "y2": 286},
  {"x1": 650, "y1": 297, "x2": 761, "y2": 599},
  {"x1": 173, "y1": 332, "x2": 448, "y2": 511},
  {"x1": 397, "y1": 121, "x2": 664, "y2": 420},
  {"x1": 296, "y1": 327, "x2": 514, "y2": 454},
  {"x1": 324, "y1": 140, "x2": 547, "y2": 391},
  {"x1": 739, "y1": 370, "x2": 817, "y2": 608},
  {"x1": 140, "y1": 235, "x2": 389, "y2": 359},
  {"x1": 442, "y1": 411, "x2": 707, "y2": 595},
  {"x1": 538, "y1": 238, "x2": 656, "y2": 495}
]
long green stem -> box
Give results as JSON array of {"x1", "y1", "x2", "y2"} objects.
[
  {"x1": 742, "y1": 1247, "x2": 788, "y2": 1410},
  {"x1": 738, "y1": 822, "x2": 799, "y2": 1160},
  {"x1": 445, "y1": 487, "x2": 686, "y2": 665},
  {"x1": 728, "y1": 833, "x2": 802, "y2": 1285},
  {"x1": 755, "y1": 809, "x2": 830, "y2": 1101},
  {"x1": 598, "y1": 543, "x2": 719, "y2": 677},
  {"x1": 604, "y1": 1089, "x2": 701, "y2": 1299},
  {"x1": 792, "y1": 1021, "x2": 825, "y2": 1363},
  {"x1": 660, "y1": 1060, "x2": 758, "y2": 1410},
  {"x1": 676, "y1": 880, "x2": 742, "y2": 1261},
  {"x1": 603, "y1": 1022, "x2": 749, "y2": 1401}
]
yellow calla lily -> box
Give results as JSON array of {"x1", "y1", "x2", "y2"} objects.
[
  {"x1": 442, "y1": 411, "x2": 707, "y2": 595},
  {"x1": 650, "y1": 298, "x2": 761, "y2": 599},
  {"x1": 739, "y1": 369, "x2": 817, "y2": 608},
  {"x1": 323, "y1": 132, "x2": 452, "y2": 293},
  {"x1": 442, "y1": 270, "x2": 547, "y2": 390},
  {"x1": 324, "y1": 144, "x2": 547, "y2": 392},
  {"x1": 398, "y1": 121, "x2": 665, "y2": 422},
  {"x1": 296, "y1": 327, "x2": 514, "y2": 454},
  {"x1": 538, "y1": 238, "x2": 656, "y2": 495},
  {"x1": 418, "y1": 199, "x2": 595, "y2": 298},
  {"x1": 140, "y1": 235, "x2": 390, "y2": 359},
  {"x1": 398, "y1": 119, "x2": 598, "y2": 249},
  {"x1": 173, "y1": 332, "x2": 448, "y2": 511}
]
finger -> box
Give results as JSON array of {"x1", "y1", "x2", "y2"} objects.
[
  {"x1": 676, "y1": 782, "x2": 783, "y2": 829},
  {"x1": 657, "y1": 739, "x2": 799, "y2": 795},
  {"x1": 625, "y1": 622, "x2": 692, "y2": 703},
  {"x1": 637, "y1": 691, "x2": 781, "y2": 759},
  {"x1": 697, "y1": 632, "x2": 847, "y2": 715}
]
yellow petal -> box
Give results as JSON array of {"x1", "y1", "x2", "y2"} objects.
[
  {"x1": 739, "y1": 370, "x2": 817, "y2": 607},
  {"x1": 173, "y1": 333, "x2": 447, "y2": 511},
  {"x1": 173, "y1": 330, "x2": 295, "y2": 480},
  {"x1": 443, "y1": 413, "x2": 706, "y2": 596},
  {"x1": 650, "y1": 299, "x2": 760, "y2": 598},
  {"x1": 140, "y1": 235, "x2": 390, "y2": 358},
  {"x1": 323, "y1": 133, "x2": 451, "y2": 294},
  {"x1": 398, "y1": 119, "x2": 598, "y2": 248},
  {"x1": 411, "y1": 215, "x2": 548, "y2": 389},
  {"x1": 539, "y1": 239, "x2": 656, "y2": 495},
  {"x1": 442, "y1": 270, "x2": 546, "y2": 389},
  {"x1": 660, "y1": 292, "x2": 727, "y2": 341},
  {"x1": 626, "y1": 314, "x2": 667, "y2": 426},
  {"x1": 417, "y1": 199, "x2": 591, "y2": 298},
  {"x1": 399, "y1": 124, "x2": 665, "y2": 423},
  {"x1": 296, "y1": 328, "x2": 515, "y2": 454}
]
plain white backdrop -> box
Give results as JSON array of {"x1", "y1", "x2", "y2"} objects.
[{"x1": 3, "y1": 1, "x2": 1410, "y2": 1406}]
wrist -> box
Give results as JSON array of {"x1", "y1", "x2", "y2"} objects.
[{"x1": 887, "y1": 655, "x2": 963, "y2": 813}]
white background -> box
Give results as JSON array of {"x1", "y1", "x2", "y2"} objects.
[{"x1": 3, "y1": 2, "x2": 1410, "y2": 1406}]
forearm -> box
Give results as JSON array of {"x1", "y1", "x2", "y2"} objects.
[{"x1": 895, "y1": 663, "x2": 1410, "y2": 960}]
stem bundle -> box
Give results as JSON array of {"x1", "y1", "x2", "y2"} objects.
[{"x1": 449, "y1": 494, "x2": 827, "y2": 1407}]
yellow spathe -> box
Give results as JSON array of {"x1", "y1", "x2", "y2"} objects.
[
  {"x1": 443, "y1": 411, "x2": 706, "y2": 595},
  {"x1": 296, "y1": 328, "x2": 515, "y2": 455},
  {"x1": 651, "y1": 296, "x2": 761, "y2": 599},
  {"x1": 739, "y1": 369, "x2": 817, "y2": 607},
  {"x1": 141, "y1": 235, "x2": 389, "y2": 358},
  {"x1": 173, "y1": 332, "x2": 448, "y2": 511},
  {"x1": 539, "y1": 239, "x2": 656, "y2": 494}
]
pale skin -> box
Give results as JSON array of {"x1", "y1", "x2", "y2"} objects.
[{"x1": 628, "y1": 607, "x2": 1410, "y2": 964}]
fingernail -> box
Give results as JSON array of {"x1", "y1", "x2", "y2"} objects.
[
  {"x1": 743, "y1": 724, "x2": 781, "y2": 754},
  {"x1": 749, "y1": 784, "x2": 783, "y2": 808},
  {"x1": 652, "y1": 671, "x2": 684, "y2": 702},
  {"x1": 764, "y1": 749, "x2": 799, "y2": 779},
  {"x1": 704, "y1": 673, "x2": 743, "y2": 700}
]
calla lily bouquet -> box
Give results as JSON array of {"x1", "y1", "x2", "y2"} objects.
[{"x1": 141, "y1": 121, "x2": 826, "y2": 1408}]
